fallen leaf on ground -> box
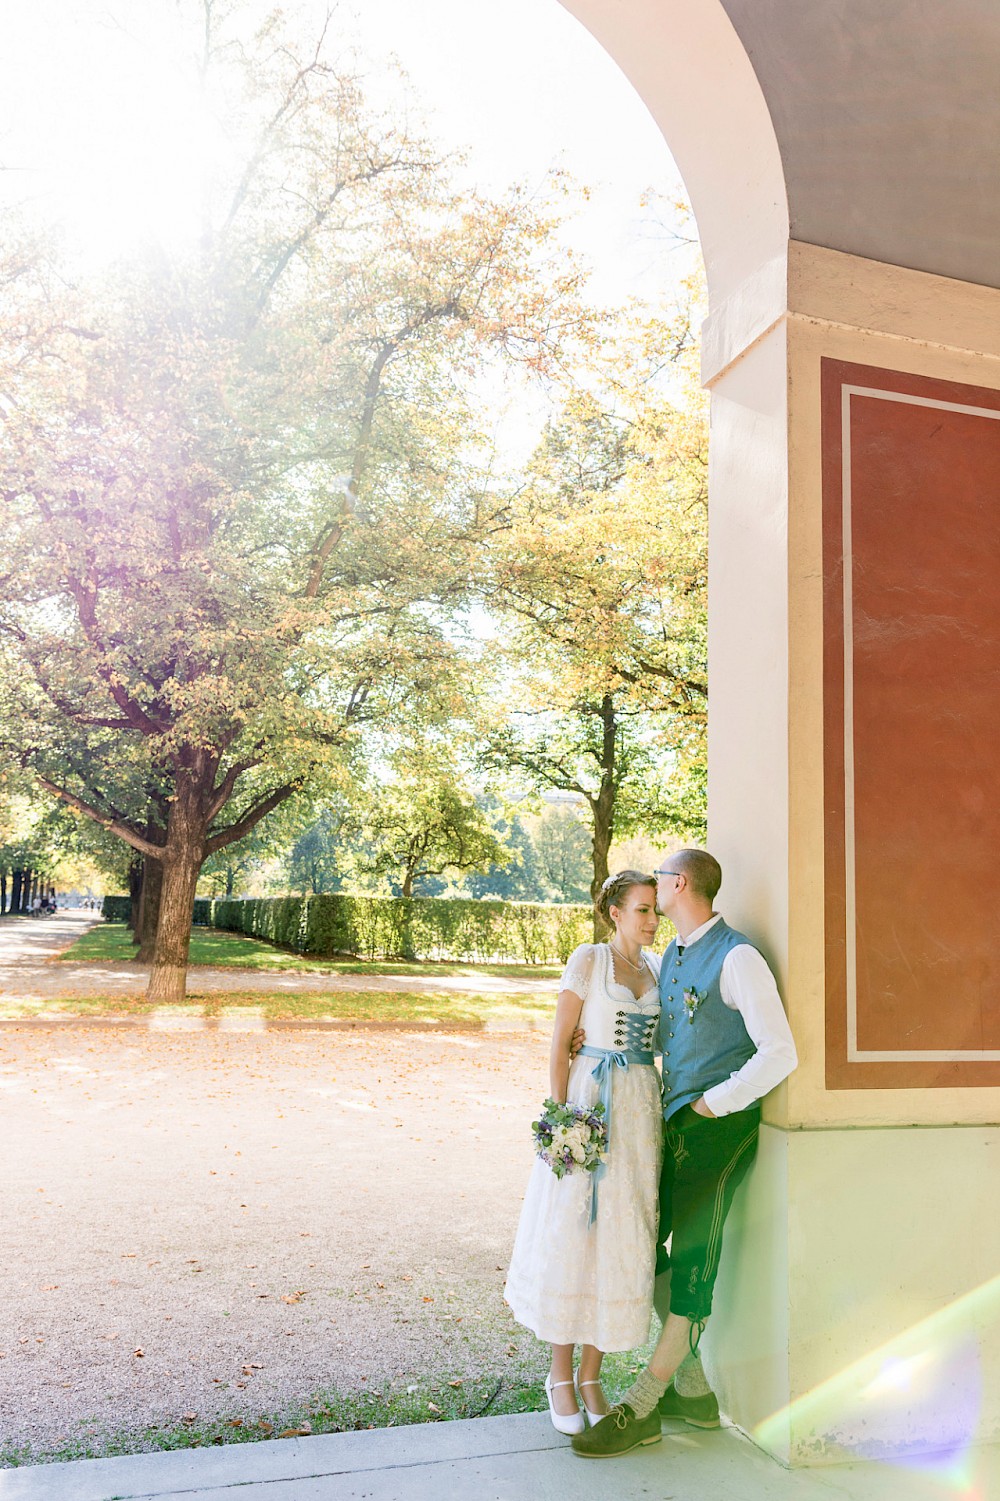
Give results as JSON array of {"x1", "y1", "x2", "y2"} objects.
[
  {"x1": 258, "y1": 1421, "x2": 273, "y2": 1435},
  {"x1": 134, "y1": 1348, "x2": 144, "y2": 1358},
  {"x1": 427, "y1": 1401, "x2": 441, "y2": 1413},
  {"x1": 278, "y1": 1424, "x2": 311, "y2": 1438}
]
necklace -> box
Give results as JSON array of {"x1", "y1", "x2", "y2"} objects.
[{"x1": 610, "y1": 940, "x2": 647, "y2": 976}]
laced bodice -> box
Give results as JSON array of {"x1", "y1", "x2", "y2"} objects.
[{"x1": 560, "y1": 943, "x2": 661, "y2": 1052}]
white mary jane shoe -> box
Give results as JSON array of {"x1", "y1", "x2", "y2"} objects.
[
  {"x1": 577, "y1": 1378, "x2": 607, "y2": 1425},
  {"x1": 545, "y1": 1374, "x2": 585, "y2": 1435}
]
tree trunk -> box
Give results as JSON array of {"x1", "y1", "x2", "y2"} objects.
[
  {"x1": 127, "y1": 857, "x2": 144, "y2": 934},
  {"x1": 225, "y1": 865, "x2": 235, "y2": 898},
  {"x1": 146, "y1": 776, "x2": 207, "y2": 1005},
  {"x1": 11, "y1": 869, "x2": 22, "y2": 913},
  {"x1": 146, "y1": 851, "x2": 201, "y2": 1003},
  {"x1": 590, "y1": 803, "x2": 614, "y2": 941},
  {"x1": 21, "y1": 868, "x2": 33, "y2": 911},
  {"x1": 589, "y1": 696, "x2": 618, "y2": 941},
  {"x1": 135, "y1": 856, "x2": 164, "y2": 964},
  {"x1": 0, "y1": 873, "x2": 6, "y2": 915}
]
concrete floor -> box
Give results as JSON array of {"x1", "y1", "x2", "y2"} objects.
[{"x1": 3, "y1": 1412, "x2": 1000, "y2": 1501}]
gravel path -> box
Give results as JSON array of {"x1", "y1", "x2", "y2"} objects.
[
  {"x1": 1, "y1": 1018, "x2": 553, "y2": 1460},
  {"x1": 0, "y1": 912, "x2": 555, "y2": 1000}
]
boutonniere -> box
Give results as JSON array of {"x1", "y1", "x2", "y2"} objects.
[{"x1": 683, "y1": 987, "x2": 708, "y2": 1023}]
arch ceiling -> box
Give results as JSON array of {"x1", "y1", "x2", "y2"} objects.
[{"x1": 563, "y1": 0, "x2": 1000, "y2": 296}]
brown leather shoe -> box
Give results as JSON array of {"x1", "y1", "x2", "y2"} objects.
[
  {"x1": 657, "y1": 1381, "x2": 721, "y2": 1428},
  {"x1": 570, "y1": 1403, "x2": 662, "y2": 1458}
]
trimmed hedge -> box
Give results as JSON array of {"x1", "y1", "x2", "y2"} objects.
[
  {"x1": 212, "y1": 896, "x2": 308, "y2": 950},
  {"x1": 210, "y1": 894, "x2": 591, "y2": 964},
  {"x1": 103, "y1": 895, "x2": 214, "y2": 925}
]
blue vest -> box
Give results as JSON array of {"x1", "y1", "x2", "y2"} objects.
[{"x1": 658, "y1": 918, "x2": 756, "y2": 1120}]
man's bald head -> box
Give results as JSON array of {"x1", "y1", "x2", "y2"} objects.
[{"x1": 670, "y1": 849, "x2": 722, "y2": 905}]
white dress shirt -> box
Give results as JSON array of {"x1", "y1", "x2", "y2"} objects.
[{"x1": 676, "y1": 913, "x2": 798, "y2": 1117}]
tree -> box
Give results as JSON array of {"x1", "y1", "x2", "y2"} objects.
[
  {"x1": 0, "y1": 772, "x2": 98, "y2": 912},
  {"x1": 481, "y1": 303, "x2": 708, "y2": 924},
  {"x1": 0, "y1": 782, "x2": 57, "y2": 914},
  {"x1": 199, "y1": 797, "x2": 305, "y2": 898},
  {"x1": 0, "y1": 3, "x2": 586, "y2": 999},
  {"x1": 465, "y1": 803, "x2": 547, "y2": 901},
  {"x1": 286, "y1": 805, "x2": 354, "y2": 896},
  {"x1": 529, "y1": 802, "x2": 593, "y2": 902},
  {"x1": 358, "y1": 759, "x2": 511, "y2": 899}
]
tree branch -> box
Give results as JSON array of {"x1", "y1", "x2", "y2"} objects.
[
  {"x1": 205, "y1": 760, "x2": 259, "y2": 825},
  {"x1": 65, "y1": 577, "x2": 169, "y2": 736},
  {"x1": 205, "y1": 783, "x2": 298, "y2": 854},
  {"x1": 36, "y1": 778, "x2": 163, "y2": 858}
]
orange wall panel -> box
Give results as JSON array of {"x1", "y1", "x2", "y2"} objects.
[{"x1": 823, "y1": 359, "x2": 1000, "y2": 1088}]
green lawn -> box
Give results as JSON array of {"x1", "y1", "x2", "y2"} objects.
[
  {"x1": 0, "y1": 987, "x2": 552, "y2": 1024},
  {"x1": 60, "y1": 923, "x2": 561, "y2": 980}
]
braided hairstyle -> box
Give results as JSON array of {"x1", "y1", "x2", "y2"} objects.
[{"x1": 594, "y1": 869, "x2": 657, "y2": 931}]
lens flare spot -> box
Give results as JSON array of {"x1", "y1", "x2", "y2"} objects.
[{"x1": 861, "y1": 1351, "x2": 934, "y2": 1400}]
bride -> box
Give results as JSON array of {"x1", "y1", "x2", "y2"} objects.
[{"x1": 504, "y1": 870, "x2": 662, "y2": 1433}]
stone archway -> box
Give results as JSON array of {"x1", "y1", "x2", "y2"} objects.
[{"x1": 559, "y1": 0, "x2": 1000, "y2": 1468}]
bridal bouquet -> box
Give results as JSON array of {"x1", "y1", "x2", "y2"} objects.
[{"x1": 531, "y1": 1098, "x2": 607, "y2": 1179}]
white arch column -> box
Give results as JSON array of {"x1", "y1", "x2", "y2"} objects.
[
  {"x1": 562, "y1": 0, "x2": 1000, "y2": 1468},
  {"x1": 704, "y1": 241, "x2": 1000, "y2": 1468}
]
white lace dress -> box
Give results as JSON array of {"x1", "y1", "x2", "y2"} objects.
[{"x1": 504, "y1": 943, "x2": 662, "y2": 1351}]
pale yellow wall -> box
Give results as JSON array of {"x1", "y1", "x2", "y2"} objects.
[
  {"x1": 787, "y1": 244, "x2": 1000, "y2": 1129},
  {"x1": 701, "y1": 245, "x2": 1000, "y2": 1464},
  {"x1": 714, "y1": 1123, "x2": 1000, "y2": 1466},
  {"x1": 704, "y1": 242, "x2": 1000, "y2": 1129}
]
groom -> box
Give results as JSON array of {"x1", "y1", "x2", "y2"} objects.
[{"x1": 572, "y1": 848, "x2": 797, "y2": 1459}]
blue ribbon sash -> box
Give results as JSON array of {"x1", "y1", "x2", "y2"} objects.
[{"x1": 577, "y1": 1043, "x2": 655, "y2": 1225}]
